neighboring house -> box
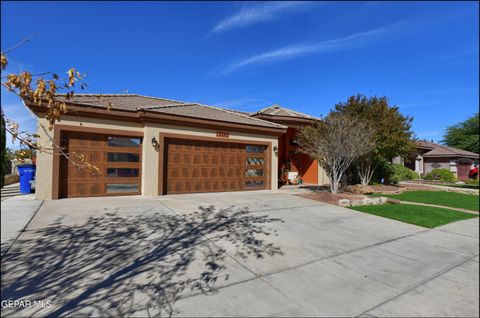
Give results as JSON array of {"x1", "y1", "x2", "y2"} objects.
[
  {"x1": 24, "y1": 94, "x2": 329, "y2": 200},
  {"x1": 394, "y1": 140, "x2": 479, "y2": 180}
]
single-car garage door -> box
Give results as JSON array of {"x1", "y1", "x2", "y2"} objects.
[
  {"x1": 59, "y1": 132, "x2": 142, "y2": 198},
  {"x1": 164, "y1": 138, "x2": 269, "y2": 194}
]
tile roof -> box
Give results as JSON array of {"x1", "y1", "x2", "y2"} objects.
[
  {"x1": 55, "y1": 94, "x2": 286, "y2": 129},
  {"x1": 253, "y1": 104, "x2": 319, "y2": 120},
  {"x1": 415, "y1": 140, "x2": 437, "y2": 149},
  {"x1": 56, "y1": 94, "x2": 185, "y2": 110},
  {"x1": 415, "y1": 140, "x2": 479, "y2": 158}
]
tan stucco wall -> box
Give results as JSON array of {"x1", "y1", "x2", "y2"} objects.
[
  {"x1": 317, "y1": 163, "x2": 330, "y2": 185},
  {"x1": 35, "y1": 117, "x2": 54, "y2": 200},
  {"x1": 143, "y1": 122, "x2": 279, "y2": 196},
  {"x1": 423, "y1": 157, "x2": 451, "y2": 175},
  {"x1": 35, "y1": 116, "x2": 279, "y2": 199}
]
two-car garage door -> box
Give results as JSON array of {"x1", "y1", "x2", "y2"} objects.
[{"x1": 164, "y1": 138, "x2": 269, "y2": 194}]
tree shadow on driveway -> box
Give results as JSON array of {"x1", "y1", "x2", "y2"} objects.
[{"x1": 1, "y1": 205, "x2": 284, "y2": 317}]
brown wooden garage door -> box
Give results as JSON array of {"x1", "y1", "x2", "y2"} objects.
[
  {"x1": 59, "y1": 132, "x2": 142, "y2": 198},
  {"x1": 164, "y1": 138, "x2": 269, "y2": 194}
]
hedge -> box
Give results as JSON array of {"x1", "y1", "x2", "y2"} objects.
[{"x1": 424, "y1": 168, "x2": 457, "y2": 183}]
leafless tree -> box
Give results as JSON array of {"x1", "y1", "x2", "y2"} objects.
[
  {"x1": 297, "y1": 113, "x2": 375, "y2": 193},
  {"x1": 355, "y1": 155, "x2": 377, "y2": 186}
]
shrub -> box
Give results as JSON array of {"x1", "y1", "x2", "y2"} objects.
[
  {"x1": 424, "y1": 168, "x2": 457, "y2": 183},
  {"x1": 465, "y1": 179, "x2": 479, "y2": 186},
  {"x1": 371, "y1": 162, "x2": 418, "y2": 184},
  {"x1": 3, "y1": 174, "x2": 19, "y2": 186},
  {"x1": 390, "y1": 175, "x2": 401, "y2": 185},
  {"x1": 390, "y1": 163, "x2": 418, "y2": 182},
  {"x1": 371, "y1": 159, "x2": 392, "y2": 184}
]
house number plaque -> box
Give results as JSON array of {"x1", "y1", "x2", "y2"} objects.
[{"x1": 216, "y1": 132, "x2": 229, "y2": 138}]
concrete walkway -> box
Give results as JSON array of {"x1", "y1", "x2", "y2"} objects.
[
  {"x1": 1, "y1": 192, "x2": 478, "y2": 317},
  {"x1": 1, "y1": 183, "x2": 22, "y2": 201},
  {"x1": 1, "y1": 194, "x2": 43, "y2": 256},
  {"x1": 399, "y1": 200, "x2": 479, "y2": 215},
  {"x1": 401, "y1": 181, "x2": 479, "y2": 195}
]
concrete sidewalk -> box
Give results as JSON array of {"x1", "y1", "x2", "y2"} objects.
[
  {"x1": 399, "y1": 200, "x2": 479, "y2": 215},
  {"x1": 1, "y1": 183, "x2": 22, "y2": 202},
  {"x1": 400, "y1": 181, "x2": 480, "y2": 195},
  {"x1": 1, "y1": 194, "x2": 43, "y2": 256}
]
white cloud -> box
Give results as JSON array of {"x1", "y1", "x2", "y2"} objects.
[
  {"x1": 211, "y1": 1, "x2": 310, "y2": 34},
  {"x1": 436, "y1": 47, "x2": 479, "y2": 60},
  {"x1": 214, "y1": 22, "x2": 407, "y2": 76},
  {"x1": 211, "y1": 97, "x2": 271, "y2": 111}
]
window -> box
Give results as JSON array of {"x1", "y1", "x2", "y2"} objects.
[
  {"x1": 245, "y1": 169, "x2": 264, "y2": 177},
  {"x1": 106, "y1": 183, "x2": 139, "y2": 194},
  {"x1": 108, "y1": 153, "x2": 140, "y2": 162},
  {"x1": 107, "y1": 168, "x2": 139, "y2": 177},
  {"x1": 245, "y1": 180, "x2": 264, "y2": 188},
  {"x1": 108, "y1": 137, "x2": 141, "y2": 147},
  {"x1": 246, "y1": 145, "x2": 265, "y2": 153},
  {"x1": 246, "y1": 157, "x2": 264, "y2": 165}
]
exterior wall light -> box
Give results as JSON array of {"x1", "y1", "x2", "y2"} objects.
[
  {"x1": 273, "y1": 146, "x2": 278, "y2": 155},
  {"x1": 151, "y1": 137, "x2": 159, "y2": 149}
]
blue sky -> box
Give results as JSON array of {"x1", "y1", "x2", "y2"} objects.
[{"x1": 1, "y1": 1, "x2": 478, "y2": 148}]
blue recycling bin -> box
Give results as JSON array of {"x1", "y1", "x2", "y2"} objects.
[{"x1": 18, "y1": 164, "x2": 36, "y2": 194}]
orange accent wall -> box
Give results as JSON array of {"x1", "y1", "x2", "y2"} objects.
[
  {"x1": 299, "y1": 155, "x2": 318, "y2": 184},
  {"x1": 278, "y1": 127, "x2": 318, "y2": 184}
]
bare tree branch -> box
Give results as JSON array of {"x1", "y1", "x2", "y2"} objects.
[
  {"x1": 1, "y1": 33, "x2": 39, "y2": 54},
  {"x1": 297, "y1": 113, "x2": 376, "y2": 193}
]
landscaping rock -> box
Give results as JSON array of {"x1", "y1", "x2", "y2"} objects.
[
  {"x1": 338, "y1": 196, "x2": 388, "y2": 207},
  {"x1": 338, "y1": 199, "x2": 351, "y2": 207},
  {"x1": 350, "y1": 199, "x2": 365, "y2": 207},
  {"x1": 362, "y1": 198, "x2": 373, "y2": 205},
  {"x1": 387, "y1": 198, "x2": 401, "y2": 204},
  {"x1": 346, "y1": 184, "x2": 375, "y2": 195},
  {"x1": 364, "y1": 197, "x2": 384, "y2": 205}
]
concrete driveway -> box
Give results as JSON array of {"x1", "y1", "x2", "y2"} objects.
[{"x1": 1, "y1": 191, "x2": 478, "y2": 317}]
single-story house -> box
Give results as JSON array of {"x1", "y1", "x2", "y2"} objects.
[
  {"x1": 25, "y1": 94, "x2": 329, "y2": 200},
  {"x1": 394, "y1": 140, "x2": 479, "y2": 180}
]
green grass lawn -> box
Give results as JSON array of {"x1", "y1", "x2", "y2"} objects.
[
  {"x1": 373, "y1": 190, "x2": 479, "y2": 211},
  {"x1": 350, "y1": 204, "x2": 478, "y2": 228}
]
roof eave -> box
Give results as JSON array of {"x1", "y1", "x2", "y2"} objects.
[
  {"x1": 422, "y1": 153, "x2": 479, "y2": 159},
  {"x1": 251, "y1": 113, "x2": 320, "y2": 124},
  {"x1": 139, "y1": 109, "x2": 287, "y2": 136}
]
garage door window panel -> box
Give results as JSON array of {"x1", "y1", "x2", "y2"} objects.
[
  {"x1": 107, "y1": 168, "x2": 139, "y2": 177},
  {"x1": 107, "y1": 153, "x2": 140, "y2": 162},
  {"x1": 246, "y1": 157, "x2": 265, "y2": 165},
  {"x1": 246, "y1": 145, "x2": 266, "y2": 153},
  {"x1": 107, "y1": 137, "x2": 141, "y2": 147},
  {"x1": 246, "y1": 180, "x2": 265, "y2": 188},
  {"x1": 106, "y1": 183, "x2": 139, "y2": 194},
  {"x1": 246, "y1": 169, "x2": 264, "y2": 177}
]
